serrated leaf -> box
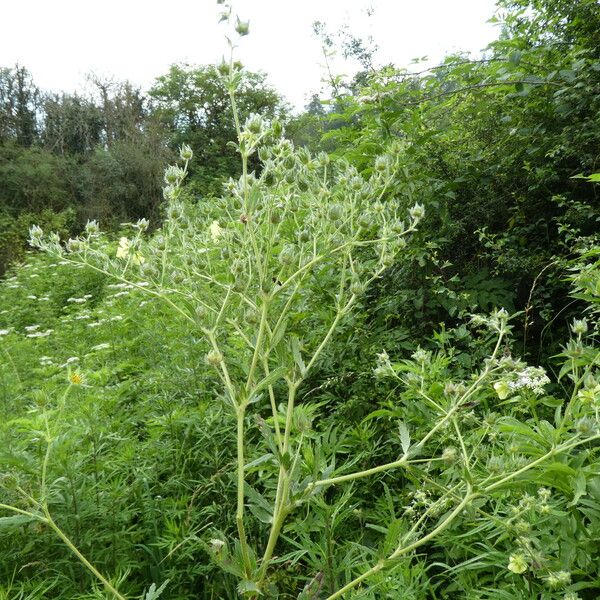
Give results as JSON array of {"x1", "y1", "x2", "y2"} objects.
[
  {"x1": 254, "y1": 367, "x2": 287, "y2": 397},
  {"x1": 144, "y1": 580, "x2": 169, "y2": 600},
  {"x1": 569, "y1": 471, "x2": 587, "y2": 506},
  {"x1": 398, "y1": 420, "x2": 411, "y2": 454},
  {"x1": 237, "y1": 580, "x2": 262, "y2": 596},
  {"x1": 0, "y1": 515, "x2": 38, "y2": 530}
]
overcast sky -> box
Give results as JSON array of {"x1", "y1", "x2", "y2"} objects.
[{"x1": 1, "y1": 0, "x2": 499, "y2": 110}]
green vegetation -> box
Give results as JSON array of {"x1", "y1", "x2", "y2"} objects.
[
  {"x1": 1, "y1": 1, "x2": 598, "y2": 599},
  {"x1": 0, "y1": 62, "x2": 282, "y2": 274}
]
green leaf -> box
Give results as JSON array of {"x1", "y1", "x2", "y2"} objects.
[
  {"x1": 270, "y1": 318, "x2": 288, "y2": 348},
  {"x1": 253, "y1": 367, "x2": 287, "y2": 397},
  {"x1": 569, "y1": 471, "x2": 587, "y2": 506},
  {"x1": 290, "y1": 336, "x2": 306, "y2": 376},
  {"x1": 245, "y1": 453, "x2": 274, "y2": 470},
  {"x1": 559, "y1": 69, "x2": 576, "y2": 82},
  {"x1": 508, "y1": 51, "x2": 522, "y2": 66},
  {"x1": 144, "y1": 580, "x2": 170, "y2": 600},
  {"x1": 237, "y1": 580, "x2": 262, "y2": 596},
  {"x1": 0, "y1": 514, "x2": 37, "y2": 530},
  {"x1": 398, "y1": 420, "x2": 411, "y2": 454}
]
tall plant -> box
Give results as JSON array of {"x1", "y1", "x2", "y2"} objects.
[{"x1": 19, "y1": 3, "x2": 600, "y2": 599}]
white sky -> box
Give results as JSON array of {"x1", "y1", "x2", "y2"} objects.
[{"x1": 1, "y1": 0, "x2": 499, "y2": 110}]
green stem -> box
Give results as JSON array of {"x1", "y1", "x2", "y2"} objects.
[
  {"x1": 262, "y1": 357, "x2": 283, "y2": 452},
  {"x1": 236, "y1": 406, "x2": 253, "y2": 577},
  {"x1": 483, "y1": 434, "x2": 600, "y2": 493},
  {"x1": 246, "y1": 299, "x2": 269, "y2": 392},
  {"x1": 44, "y1": 510, "x2": 127, "y2": 600},
  {"x1": 325, "y1": 487, "x2": 473, "y2": 600}
]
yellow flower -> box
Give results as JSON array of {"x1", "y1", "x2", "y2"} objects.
[
  {"x1": 494, "y1": 380, "x2": 511, "y2": 400},
  {"x1": 69, "y1": 372, "x2": 84, "y2": 385},
  {"x1": 209, "y1": 221, "x2": 222, "y2": 241},
  {"x1": 116, "y1": 237, "x2": 130, "y2": 259},
  {"x1": 508, "y1": 553, "x2": 527, "y2": 574}
]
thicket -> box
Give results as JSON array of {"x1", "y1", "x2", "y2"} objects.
[
  {"x1": 0, "y1": 63, "x2": 283, "y2": 273},
  {"x1": 0, "y1": 0, "x2": 599, "y2": 599}
]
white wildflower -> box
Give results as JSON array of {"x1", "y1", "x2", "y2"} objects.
[
  {"x1": 27, "y1": 329, "x2": 53, "y2": 338},
  {"x1": 509, "y1": 366, "x2": 550, "y2": 396},
  {"x1": 90, "y1": 343, "x2": 111, "y2": 352}
]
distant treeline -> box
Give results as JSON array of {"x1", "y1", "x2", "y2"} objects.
[{"x1": 0, "y1": 63, "x2": 284, "y2": 271}]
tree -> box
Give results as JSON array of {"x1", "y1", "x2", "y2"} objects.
[
  {"x1": 0, "y1": 65, "x2": 40, "y2": 146},
  {"x1": 149, "y1": 63, "x2": 286, "y2": 196},
  {"x1": 43, "y1": 93, "x2": 103, "y2": 155}
]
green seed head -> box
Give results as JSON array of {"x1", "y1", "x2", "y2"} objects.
[
  {"x1": 358, "y1": 213, "x2": 372, "y2": 229},
  {"x1": 328, "y1": 204, "x2": 343, "y2": 220},
  {"x1": 206, "y1": 351, "x2": 224, "y2": 367}
]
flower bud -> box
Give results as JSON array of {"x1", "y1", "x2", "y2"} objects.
[
  {"x1": 409, "y1": 203, "x2": 425, "y2": 221},
  {"x1": 575, "y1": 417, "x2": 595, "y2": 436},
  {"x1": 380, "y1": 254, "x2": 393, "y2": 268},
  {"x1": 271, "y1": 119, "x2": 283, "y2": 138},
  {"x1": 298, "y1": 229, "x2": 310, "y2": 243},
  {"x1": 66, "y1": 238, "x2": 84, "y2": 252},
  {"x1": 164, "y1": 165, "x2": 185, "y2": 185},
  {"x1": 84, "y1": 220, "x2": 100, "y2": 235},
  {"x1": 235, "y1": 17, "x2": 250, "y2": 36},
  {"x1": 206, "y1": 351, "x2": 224, "y2": 367},
  {"x1": 297, "y1": 177, "x2": 309, "y2": 192},
  {"x1": 29, "y1": 225, "x2": 44, "y2": 246},
  {"x1": 179, "y1": 144, "x2": 193, "y2": 161},
  {"x1": 136, "y1": 218, "x2": 150, "y2": 232},
  {"x1": 279, "y1": 245, "x2": 296, "y2": 266},
  {"x1": 263, "y1": 171, "x2": 275, "y2": 186},
  {"x1": 571, "y1": 318, "x2": 588, "y2": 336},
  {"x1": 328, "y1": 204, "x2": 343, "y2": 220},
  {"x1": 245, "y1": 114, "x2": 263, "y2": 134},
  {"x1": 350, "y1": 280, "x2": 365, "y2": 296},
  {"x1": 442, "y1": 447, "x2": 458, "y2": 464},
  {"x1": 358, "y1": 213, "x2": 373, "y2": 229}
]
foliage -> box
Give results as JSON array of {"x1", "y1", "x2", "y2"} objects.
[
  {"x1": 0, "y1": 1, "x2": 599, "y2": 599},
  {"x1": 0, "y1": 63, "x2": 284, "y2": 273},
  {"x1": 149, "y1": 63, "x2": 286, "y2": 197},
  {"x1": 292, "y1": 0, "x2": 600, "y2": 371}
]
